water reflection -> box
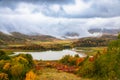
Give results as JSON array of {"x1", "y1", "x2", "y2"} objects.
[{"x1": 14, "y1": 49, "x2": 86, "y2": 60}]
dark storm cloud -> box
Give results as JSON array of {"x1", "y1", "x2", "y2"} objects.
[
  {"x1": 0, "y1": 0, "x2": 75, "y2": 8},
  {"x1": 0, "y1": 0, "x2": 120, "y2": 18},
  {"x1": 35, "y1": 0, "x2": 120, "y2": 18}
]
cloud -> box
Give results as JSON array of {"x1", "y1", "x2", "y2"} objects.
[
  {"x1": 84, "y1": 0, "x2": 120, "y2": 18},
  {"x1": 0, "y1": 13, "x2": 120, "y2": 38},
  {"x1": 62, "y1": 0, "x2": 91, "y2": 17},
  {"x1": 0, "y1": 0, "x2": 120, "y2": 18},
  {"x1": 0, "y1": 0, "x2": 75, "y2": 8},
  {"x1": 0, "y1": 0, "x2": 120, "y2": 38},
  {"x1": 61, "y1": 0, "x2": 120, "y2": 18}
]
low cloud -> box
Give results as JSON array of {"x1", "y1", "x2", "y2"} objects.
[
  {"x1": 0, "y1": 0, "x2": 120, "y2": 38},
  {"x1": 0, "y1": 14, "x2": 120, "y2": 38}
]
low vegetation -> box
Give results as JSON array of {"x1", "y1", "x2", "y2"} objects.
[
  {"x1": 75, "y1": 47, "x2": 107, "y2": 56},
  {"x1": 60, "y1": 54, "x2": 84, "y2": 66},
  {"x1": 37, "y1": 68, "x2": 85, "y2": 80},
  {"x1": 59, "y1": 34, "x2": 120, "y2": 80},
  {"x1": 0, "y1": 32, "x2": 119, "y2": 80},
  {"x1": 8, "y1": 43, "x2": 72, "y2": 51},
  {"x1": 0, "y1": 50, "x2": 38, "y2": 80}
]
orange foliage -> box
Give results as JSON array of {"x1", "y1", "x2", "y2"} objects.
[
  {"x1": 76, "y1": 58, "x2": 84, "y2": 66},
  {"x1": 89, "y1": 56, "x2": 94, "y2": 62},
  {"x1": 25, "y1": 70, "x2": 36, "y2": 80},
  {"x1": 0, "y1": 73, "x2": 9, "y2": 80},
  {"x1": 3, "y1": 63, "x2": 11, "y2": 71}
]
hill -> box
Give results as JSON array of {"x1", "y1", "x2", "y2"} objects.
[
  {"x1": 0, "y1": 32, "x2": 59, "y2": 45},
  {"x1": 73, "y1": 34, "x2": 117, "y2": 47}
]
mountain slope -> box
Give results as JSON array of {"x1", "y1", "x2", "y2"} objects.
[
  {"x1": 73, "y1": 34, "x2": 117, "y2": 47},
  {"x1": 0, "y1": 32, "x2": 59, "y2": 44}
]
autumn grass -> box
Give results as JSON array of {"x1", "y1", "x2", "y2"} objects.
[
  {"x1": 32, "y1": 40, "x2": 73, "y2": 45},
  {"x1": 76, "y1": 47, "x2": 107, "y2": 56},
  {"x1": 37, "y1": 68, "x2": 90, "y2": 80}
]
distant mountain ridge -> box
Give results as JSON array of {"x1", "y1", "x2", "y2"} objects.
[
  {"x1": 62, "y1": 32, "x2": 80, "y2": 39},
  {"x1": 0, "y1": 27, "x2": 120, "y2": 42},
  {"x1": 88, "y1": 28, "x2": 120, "y2": 35},
  {"x1": 0, "y1": 32, "x2": 59, "y2": 45}
]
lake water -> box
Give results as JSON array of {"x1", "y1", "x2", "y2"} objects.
[{"x1": 14, "y1": 49, "x2": 86, "y2": 60}]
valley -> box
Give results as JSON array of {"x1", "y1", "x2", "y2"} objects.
[{"x1": 0, "y1": 31, "x2": 119, "y2": 80}]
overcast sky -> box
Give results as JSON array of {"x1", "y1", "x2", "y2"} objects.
[{"x1": 0, "y1": 0, "x2": 120, "y2": 38}]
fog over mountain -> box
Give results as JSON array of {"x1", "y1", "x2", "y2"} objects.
[{"x1": 0, "y1": 0, "x2": 120, "y2": 38}]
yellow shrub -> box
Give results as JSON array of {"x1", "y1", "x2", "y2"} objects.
[
  {"x1": 25, "y1": 70, "x2": 36, "y2": 80},
  {"x1": 3, "y1": 63, "x2": 10, "y2": 71},
  {"x1": 15, "y1": 56, "x2": 28, "y2": 64},
  {"x1": 10, "y1": 63, "x2": 24, "y2": 77}
]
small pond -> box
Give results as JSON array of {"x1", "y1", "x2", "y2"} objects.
[{"x1": 14, "y1": 49, "x2": 86, "y2": 60}]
